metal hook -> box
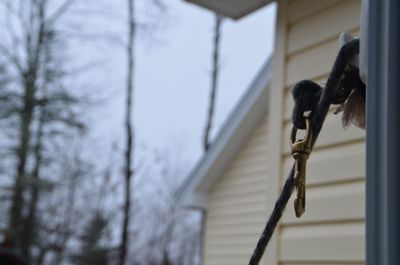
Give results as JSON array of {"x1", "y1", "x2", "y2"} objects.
[{"x1": 290, "y1": 118, "x2": 313, "y2": 218}]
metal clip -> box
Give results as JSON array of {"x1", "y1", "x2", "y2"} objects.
[{"x1": 290, "y1": 118, "x2": 313, "y2": 218}]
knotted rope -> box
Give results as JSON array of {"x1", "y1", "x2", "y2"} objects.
[{"x1": 247, "y1": 38, "x2": 360, "y2": 265}]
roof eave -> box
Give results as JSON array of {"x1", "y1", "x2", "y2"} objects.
[
  {"x1": 184, "y1": 0, "x2": 274, "y2": 20},
  {"x1": 180, "y1": 191, "x2": 208, "y2": 209}
]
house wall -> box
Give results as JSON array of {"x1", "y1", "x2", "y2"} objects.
[
  {"x1": 204, "y1": 116, "x2": 270, "y2": 265},
  {"x1": 203, "y1": 0, "x2": 365, "y2": 265},
  {"x1": 272, "y1": 0, "x2": 365, "y2": 264}
]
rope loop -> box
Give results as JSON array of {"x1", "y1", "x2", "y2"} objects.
[
  {"x1": 247, "y1": 38, "x2": 360, "y2": 265},
  {"x1": 292, "y1": 80, "x2": 321, "y2": 129}
]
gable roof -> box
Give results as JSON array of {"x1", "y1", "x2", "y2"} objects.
[{"x1": 177, "y1": 58, "x2": 272, "y2": 209}]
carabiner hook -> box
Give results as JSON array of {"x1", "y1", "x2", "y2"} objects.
[
  {"x1": 290, "y1": 118, "x2": 313, "y2": 218},
  {"x1": 290, "y1": 118, "x2": 313, "y2": 152}
]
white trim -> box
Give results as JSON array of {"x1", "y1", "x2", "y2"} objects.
[
  {"x1": 184, "y1": 0, "x2": 274, "y2": 20},
  {"x1": 262, "y1": 0, "x2": 286, "y2": 264},
  {"x1": 178, "y1": 58, "x2": 272, "y2": 209}
]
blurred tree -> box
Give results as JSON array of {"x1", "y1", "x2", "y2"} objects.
[
  {"x1": 200, "y1": 13, "x2": 224, "y2": 265},
  {"x1": 129, "y1": 146, "x2": 201, "y2": 265},
  {"x1": 70, "y1": 211, "x2": 112, "y2": 265},
  {"x1": 119, "y1": 0, "x2": 135, "y2": 264},
  {"x1": 119, "y1": 1, "x2": 167, "y2": 264},
  {"x1": 203, "y1": 14, "x2": 223, "y2": 151},
  {"x1": 0, "y1": 0, "x2": 85, "y2": 263}
]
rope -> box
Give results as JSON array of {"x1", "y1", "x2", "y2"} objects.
[{"x1": 247, "y1": 38, "x2": 359, "y2": 265}]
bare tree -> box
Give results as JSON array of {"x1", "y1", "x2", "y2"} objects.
[
  {"x1": 130, "y1": 146, "x2": 201, "y2": 265},
  {"x1": 200, "y1": 13, "x2": 223, "y2": 265},
  {"x1": 7, "y1": 1, "x2": 47, "y2": 250},
  {"x1": 70, "y1": 210, "x2": 113, "y2": 265},
  {"x1": 0, "y1": 1, "x2": 91, "y2": 263},
  {"x1": 119, "y1": 0, "x2": 135, "y2": 264},
  {"x1": 21, "y1": 105, "x2": 45, "y2": 261},
  {"x1": 0, "y1": 1, "x2": 169, "y2": 265},
  {"x1": 203, "y1": 14, "x2": 223, "y2": 151},
  {"x1": 11, "y1": 0, "x2": 81, "y2": 240}
]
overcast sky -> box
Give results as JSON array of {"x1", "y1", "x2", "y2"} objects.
[{"x1": 83, "y1": 0, "x2": 277, "y2": 166}]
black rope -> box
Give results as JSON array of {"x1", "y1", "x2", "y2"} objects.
[{"x1": 247, "y1": 38, "x2": 359, "y2": 265}]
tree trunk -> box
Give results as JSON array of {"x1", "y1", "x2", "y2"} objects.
[
  {"x1": 8, "y1": 0, "x2": 46, "y2": 248},
  {"x1": 119, "y1": 0, "x2": 135, "y2": 264},
  {"x1": 36, "y1": 247, "x2": 48, "y2": 265},
  {"x1": 200, "y1": 13, "x2": 223, "y2": 265},
  {"x1": 203, "y1": 14, "x2": 223, "y2": 151},
  {"x1": 21, "y1": 107, "x2": 45, "y2": 262},
  {"x1": 9, "y1": 81, "x2": 35, "y2": 247}
]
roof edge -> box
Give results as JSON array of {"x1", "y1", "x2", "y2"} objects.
[
  {"x1": 184, "y1": 0, "x2": 274, "y2": 20},
  {"x1": 177, "y1": 57, "x2": 272, "y2": 209}
]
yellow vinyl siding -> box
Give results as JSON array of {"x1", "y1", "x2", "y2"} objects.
[
  {"x1": 204, "y1": 117, "x2": 269, "y2": 265},
  {"x1": 203, "y1": 1, "x2": 364, "y2": 264},
  {"x1": 287, "y1": 0, "x2": 361, "y2": 55},
  {"x1": 287, "y1": 0, "x2": 342, "y2": 23},
  {"x1": 283, "y1": 141, "x2": 365, "y2": 187},
  {"x1": 278, "y1": 0, "x2": 364, "y2": 264},
  {"x1": 280, "y1": 222, "x2": 365, "y2": 262}
]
